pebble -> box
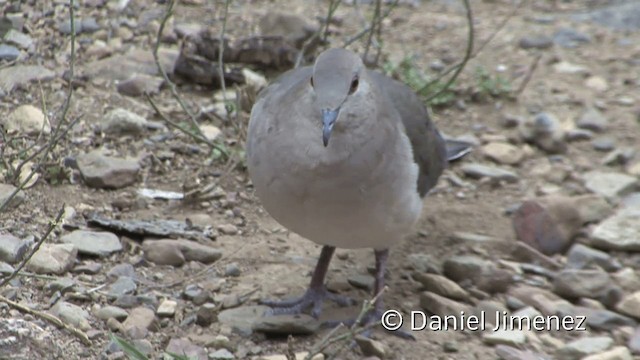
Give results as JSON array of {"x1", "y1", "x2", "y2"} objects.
[
  {"x1": 419, "y1": 291, "x2": 471, "y2": 317},
  {"x1": 566, "y1": 243, "x2": 619, "y2": 271},
  {"x1": 196, "y1": 303, "x2": 217, "y2": 326},
  {"x1": 165, "y1": 338, "x2": 207, "y2": 360},
  {"x1": 443, "y1": 255, "x2": 492, "y2": 284},
  {"x1": 577, "y1": 107, "x2": 608, "y2": 132},
  {"x1": 519, "y1": 35, "x2": 553, "y2": 49},
  {"x1": 573, "y1": 194, "x2": 613, "y2": 224},
  {"x1": 584, "y1": 171, "x2": 638, "y2": 200},
  {"x1": 0, "y1": 234, "x2": 30, "y2": 264},
  {"x1": 201, "y1": 125, "x2": 222, "y2": 142},
  {"x1": 566, "y1": 128, "x2": 594, "y2": 141},
  {"x1": 348, "y1": 274, "x2": 374, "y2": 290},
  {"x1": 553, "y1": 268, "x2": 614, "y2": 300},
  {"x1": 102, "y1": 108, "x2": 148, "y2": 136},
  {"x1": 26, "y1": 243, "x2": 77, "y2": 274},
  {"x1": 616, "y1": 292, "x2": 640, "y2": 320},
  {"x1": 224, "y1": 263, "x2": 241, "y2": 277},
  {"x1": 107, "y1": 276, "x2": 137, "y2": 298},
  {"x1": 252, "y1": 314, "x2": 320, "y2": 335},
  {"x1": 218, "y1": 305, "x2": 270, "y2": 335},
  {"x1": 122, "y1": 307, "x2": 156, "y2": 339},
  {"x1": 117, "y1": 74, "x2": 164, "y2": 97},
  {"x1": 51, "y1": 301, "x2": 91, "y2": 331},
  {"x1": 553, "y1": 27, "x2": 591, "y2": 48},
  {"x1": 572, "y1": 306, "x2": 636, "y2": 331},
  {"x1": 557, "y1": 336, "x2": 614, "y2": 360},
  {"x1": 592, "y1": 137, "x2": 616, "y2": 152},
  {"x1": 0, "y1": 184, "x2": 26, "y2": 210},
  {"x1": 4, "y1": 29, "x2": 33, "y2": 49},
  {"x1": 157, "y1": 299, "x2": 178, "y2": 317},
  {"x1": 0, "y1": 44, "x2": 20, "y2": 61},
  {"x1": 355, "y1": 336, "x2": 387, "y2": 359},
  {"x1": 591, "y1": 207, "x2": 640, "y2": 251},
  {"x1": 108, "y1": 263, "x2": 136, "y2": 278},
  {"x1": 407, "y1": 253, "x2": 440, "y2": 273},
  {"x1": 142, "y1": 239, "x2": 222, "y2": 265},
  {"x1": 414, "y1": 273, "x2": 469, "y2": 300},
  {"x1": 3, "y1": 104, "x2": 51, "y2": 135},
  {"x1": 94, "y1": 306, "x2": 129, "y2": 321},
  {"x1": 613, "y1": 268, "x2": 640, "y2": 293},
  {"x1": 520, "y1": 112, "x2": 566, "y2": 154},
  {"x1": 628, "y1": 326, "x2": 640, "y2": 354},
  {"x1": 482, "y1": 329, "x2": 527, "y2": 346},
  {"x1": 553, "y1": 61, "x2": 589, "y2": 74},
  {"x1": 217, "y1": 224, "x2": 239, "y2": 235},
  {"x1": 76, "y1": 151, "x2": 140, "y2": 189},
  {"x1": 45, "y1": 277, "x2": 76, "y2": 295},
  {"x1": 60, "y1": 230, "x2": 122, "y2": 257},
  {"x1": 586, "y1": 76, "x2": 609, "y2": 93},
  {"x1": 209, "y1": 348, "x2": 235, "y2": 360},
  {"x1": 582, "y1": 346, "x2": 633, "y2": 360},
  {"x1": 480, "y1": 142, "x2": 524, "y2": 165},
  {"x1": 460, "y1": 163, "x2": 519, "y2": 183}
]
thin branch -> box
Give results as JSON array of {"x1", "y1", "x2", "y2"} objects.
[
  {"x1": 0, "y1": 294, "x2": 90, "y2": 345},
  {"x1": 0, "y1": 205, "x2": 65, "y2": 288},
  {"x1": 294, "y1": 0, "x2": 342, "y2": 69},
  {"x1": 342, "y1": 1, "x2": 398, "y2": 48},
  {"x1": 362, "y1": 0, "x2": 381, "y2": 61},
  {"x1": 218, "y1": 0, "x2": 232, "y2": 118},
  {"x1": 422, "y1": 0, "x2": 473, "y2": 101},
  {"x1": 515, "y1": 52, "x2": 541, "y2": 96}
]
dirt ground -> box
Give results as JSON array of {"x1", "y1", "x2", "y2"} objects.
[{"x1": 1, "y1": 0, "x2": 640, "y2": 359}]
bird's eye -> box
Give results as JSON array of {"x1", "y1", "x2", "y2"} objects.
[
  {"x1": 349, "y1": 77, "x2": 359, "y2": 94},
  {"x1": 310, "y1": 77, "x2": 314, "y2": 88}
]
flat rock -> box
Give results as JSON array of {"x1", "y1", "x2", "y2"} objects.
[
  {"x1": 107, "y1": 276, "x2": 137, "y2": 297},
  {"x1": 0, "y1": 44, "x2": 19, "y2": 61},
  {"x1": 142, "y1": 239, "x2": 222, "y2": 265},
  {"x1": 252, "y1": 314, "x2": 320, "y2": 335},
  {"x1": 143, "y1": 240, "x2": 185, "y2": 266},
  {"x1": 122, "y1": 307, "x2": 156, "y2": 339},
  {"x1": 495, "y1": 345, "x2": 546, "y2": 360},
  {"x1": 355, "y1": 335, "x2": 387, "y2": 359},
  {"x1": 413, "y1": 273, "x2": 469, "y2": 300},
  {"x1": 26, "y1": 243, "x2": 77, "y2": 274},
  {"x1": 460, "y1": 163, "x2": 519, "y2": 183},
  {"x1": 553, "y1": 27, "x2": 591, "y2": 48},
  {"x1": 591, "y1": 207, "x2": 640, "y2": 251},
  {"x1": 566, "y1": 244, "x2": 619, "y2": 272},
  {"x1": 209, "y1": 348, "x2": 234, "y2": 360},
  {"x1": 4, "y1": 29, "x2": 33, "y2": 49},
  {"x1": 3, "y1": 104, "x2": 51, "y2": 135},
  {"x1": 218, "y1": 305, "x2": 270, "y2": 335},
  {"x1": 553, "y1": 268, "x2": 613, "y2": 300},
  {"x1": 157, "y1": 299, "x2": 177, "y2": 317},
  {"x1": 616, "y1": 292, "x2": 640, "y2": 320},
  {"x1": 553, "y1": 61, "x2": 589, "y2": 74},
  {"x1": 60, "y1": 230, "x2": 122, "y2": 257},
  {"x1": 420, "y1": 291, "x2": 471, "y2": 317},
  {"x1": 577, "y1": 107, "x2": 608, "y2": 132},
  {"x1": 519, "y1": 35, "x2": 553, "y2": 49},
  {"x1": 443, "y1": 255, "x2": 493, "y2": 284},
  {"x1": 481, "y1": 142, "x2": 524, "y2": 165},
  {"x1": 0, "y1": 234, "x2": 30, "y2": 264},
  {"x1": 557, "y1": 336, "x2": 614, "y2": 360},
  {"x1": 520, "y1": 112, "x2": 566, "y2": 154},
  {"x1": 574, "y1": 194, "x2": 613, "y2": 224},
  {"x1": 570, "y1": 306, "x2": 636, "y2": 331},
  {"x1": 483, "y1": 329, "x2": 527, "y2": 347},
  {"x1": 81, "y1": 48, "x2": 179, "y2": 81},
  {"x1": 628, "y1": 326, "x2": 640, "y2": 354},
  {"x1": 76, "y1": 151, "x2": 140, "y2": 189},
  {"x1": 94, "y1": 305, "x2": 129, "y2": 321},
  {"x1": 0, "y1": 65, "x2": 56, "y2": 94},
  {"x1": 584, "y1": 171, "x2": 638, "y2": 199},
  {"x1": 613, "y1": 268, "x2": 640, "y2": 293},
  {"x1": 165, "y1": 338, "x2": 207, "y2": 360},
  {"x1": 116, "y1": 74, "x2": 163, "y2": 97},
  {"x1": 0, "y1": 183, "x2": 25, "y2": 210},
  {"x1": 582, "y1": 346, "x2": 633, "y2": 360},
  {"x1": 102, "y1": 108, "x2": 148, "y2": 136},
  {"x1": 51, "y1": 301, "x2": 91, "y2": 331}
]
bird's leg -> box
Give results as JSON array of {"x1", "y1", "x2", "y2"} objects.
[{"x1": 261, "y1": 245, "x2": 355, "y2": 318}]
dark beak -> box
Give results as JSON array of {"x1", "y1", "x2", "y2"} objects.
[{"x1": 322, "y1": 108, "x2": 339, "y2": 147}]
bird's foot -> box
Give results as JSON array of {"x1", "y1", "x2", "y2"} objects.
[
  {"x1": 261, "y1": 287, "x2": 355, "y2": 318},
  {"x1": 323, "y1": 309, "x2": 415, "y2": 340}
]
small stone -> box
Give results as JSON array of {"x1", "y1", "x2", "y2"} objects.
[
  {"x1": 122, "y1": 307, "x2": 156, "y2": 339},
  {"x1": 419, "y1": 291, "x2": 471, "y2": 317},
  {"x1": 0, "y1": 234, "x2": 30, "y2": 264},
  {"x1": 577, "y1": 107, "x2": 608, "y2": 132},
  {"x1": 142, "y1": 239, "x2": 222, "y2": 265},
  {"x1": 566, "y1": 128, "x2": 594, "y2": 141},
  {"x1": 196, "y1": 303, "x2": 217, "y2": 326},
  {"x1": 0, "y1": 44, "x2": 20, "y2": 61},
  {"x1": 143, "y1": 241, "x2": 185, "y2": 266},
  {"x1": 407, "y1": 253, "x2": 439, "y2": 273},
  {"x1": 51, "y1": 301, "x2": 91, "y2": 331},
  {"x1": 474, "y1": 300, "x2": 509, "y2": 327},
  {"x1": 616, "y1": 292, "x2": 640, "y2": 320},
  {"x1": 443, "y1": 255, "x2": 492, "y2": 284},
  {"x1": 460, "y1": 163, "x2": 519, "y2": 183},
  {"x1": 519, "y1": 35, "x2": 553, "y2": 49},
  {"x1": 252, "y1": 314, "x2": 320, "y2": 335},
  {"x1": 157, "y1": 300, "x2": 177, "y2": 317},
  {"x1": 512, "y1": 196, "x2": 582, "y2": 255},
  {"x1": 566, "y1": 244, "x2": 619, "y2": 272},
  {"x1": 26, "y1": 243, "x2": 77, "y2": 274},
  {"x1": 60, "y1": 230, "x2": 122, "y2": 257},
  {"x1": 76, "y1": 151, "x2": 140, "y2": 189},
  {"x1": 483, "y1": 329, "x2": 527, "y2": 346},
  {"x1": 348, "y1": 274, "x2": 374, "y2": 290},
  {"x1": 582, "y1": 346, "x2": 633, "y2": 360},
  {"x1": 613, "y1": 268, "x2": 640, "y2": 292},
  {"x1": 165, "y1": 338, "x2": 207, "y2": 360},
  {"x1": 553, "y1": 269, "x2": 614, "y2": 300},
  {"x1": 0, "y1": 184, "x2": 26, "y2": 210},
  {"x1": 4, "y1": 29, "x2": 33, "y2": 49},
  {"x1": 553, "y1": 27, "x2": 591, "y2": 48},
  {"x1": 573, "y1": 194, "x2": 613, "y2": 224},
  {"x1": 557, "y1": 337, "x2": 614, "y2": 360},
  {"x1": 116, "y1": 75, "x2": 163, "y2": 97},
  {"x1": 571, "y1": 306, "x2": 636, "y2": 331},
  {"x1": 218, "y1": 305, "x2": 270, "y2": 335},
  {"x1": 95, "y1": 306, "x2": 129, "y2": 321},
  {"x1": 107, "y1": 276, "x2": 137, "y2": 298},
  {"x1": 102, "y1": 108, "x2": 148, "y2": 136},
  {"x1": 108, "y1": 263, "x2": 136, "y2": 278},
  {"x1": 45, "y1": 277, "x2": 76, "y2": 295},
  {"x1": 553, "y1": 61, "x2": 589, "y2": 74},
  {"x1": 201, "y1": 125, "x2": 222, "y2": 142},
  {"x1": 413, "y1": 273, "x2": 468, "y2": 300},
  {"x1": 355, "y1": 336, "x2": 387, "y2": 359},
  {"x1": 3, "y1": 105, "x2": 51, "y2": 135},
  {"x1": 584, "y1": 171, "x2": 638, "y2": 200},
  {"x1": 217, "y1": 224, "x2": 238, "y2": 235},
  {"x1": 628, "y1": 326, "x2": 640, "y2": 354},
  {"x1": 520, "y1": 112, "x2": 566, "y2": 154},
  {"x1": 209, "y1": 348, "x2": 234, "y2": 360},
  {"x1": 592, "y1": 137, "x2": 616, "y2": 152},
  {"x1": 591, "y1": 207, "x2": 640, "y2": 251},
  {"x1": 586, "y1": 76, "x2": 609, "y2": 92},
  {"x1": 481, "y1": 142, "x2": 524, "y2": 165}
]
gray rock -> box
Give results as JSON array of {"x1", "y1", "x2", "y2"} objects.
[
  {"x1": 566, "y1": 244, "x2": 620, "y2": 272},
  {"x1": 553, "y1": 27, "x2": 591, "y2": 48},
  {"x1": 460, "y1": 163, "x2": 519, "y2": 183},
  {"x1": 614, "y1": 268, "x2": 640, "y2": 292},
  {"x1": 60, "y1": 230, "x2": 122, "y2": 257},
  {"x1": 616, "y1": 292, "x2": 640, "y2": 319},
  {"x1": 628, "y1": 326, "x2": 640, "y2": 354},
  {"x1": 0, "y1": 44, "x2": 19, "y2": 61},
  {"x1": 0, "y1": 65, "x2": 56, "y2": 94},
  {"x1": 95, "y1": 305, "x2": 129, "y2": 321},
  {"x1": 44, "y1": 277, "x2": 76, "y2": 295},
  {"x1": 443, "y1": 255, "x2": 493, "y2": 284},
  {"x1": 224, "y1": 263, "x2": 241, "y2": 277},
  {"x1": 218, "y1": 306, "x2": 270, "y2": 335},
  {"x1": 0, "y1": 234, "x2": 30, "y2": 264},
  {"x1": 73, "y1": 261, "x2": 103, "y2": 274},
  {"x1": 591, "y1": 207, "x2": 640, "y2": 251},
  {"x1": 571, "y1": 306, "x2": 636, "y2": 331},
  {"x1": 407, "y1": 253, "x2": 439, "y2": 273},
  {"x1": 196, "y1": 303, "x2": 217, "y2": 327},
  {"x1": 519, "y1": 35, "x2": 553, "y2": 49},
  {"x1": 58, "y1": 17, "x2": 100, "y2": 35},
  {"x1": 26, "y1": 243, "x2": 77, "y2": 274},
  {"x1": 556, "y1": 336, "x2": 614, "y2": 360},
  {"x1": 483, "y1": 329, "x2": 527, "y2": 346},
  {"x1": 602, "y1": 147, "x2": 635, "y2": 166},
  {"x1": 143, "y1": 239, "x2": 222, "y2": 265},
  {"x1": 553, "y1": 269, "x2": 614, "y2": 300},
  {"x1": 102, "y1": 108, "x2": 148, "y2": 136},
  {"x1": 116, "y1": 74, "x2": 163, "y2": 97},
  {"x1": 4, "y1": 29, "x2": 33, "y2": 49},
  {"x1": 577, "y1": 107, "x2": 608, "y2": 132},
  {"x1": 574, "y1": 194, "x2": 614, "y2": 224},
  {"x1": 209, "y1": 348, "x2": 235, "y2": 360},
  {"x1": 3, "y1": 105, "x2": 50, "y2": 136},
  {"x1": 573, "y1": 2, "x2": 640, "y2": 31},
  {"x1": 131, "y1": 339, "x2": 153, "y2": 356},
  {"x1": 481, "y1": 142, "x2": 524, "y2": 165},
  {"x1": 51, "y1": 301, "x2": 91, "y2": 331},
  {"x1": 253, "y1": 314, "x2": 320, "y2": 335},
  {"x1": 581, "y1": 346, "x2": 633, "y2": 360},
  {"x1": 0, "y1": 184, "x2": 25, "y2": 210},
  {"x1": 566, "y1": 128, "x2": 594, "y2": 142},
  {"x1": 413, "y1": 273, "x2": 469, "y2": 300},
  {"x1": 122, "y1": 307, "x2": 156, "y2": 339},
  {"x1": 76, "y1": 151, "x2": 140, "y2": 189},
  {"x1": 107, "y1": 276, "x2": 137, "y2": 298},
  {"x1": 495, "y1": 345, "x2": 548, "y2": 360},
  {"x1": 107, "y1": 263, "x2": 136, "y2": 278},
  {"x1": 520, "y1": 112, "x2": 566, "y2": 154},
  {"x1": 355, "y1": 336, "x2": 387, "y2": 359},
  {"x1": 420, "y1": 291, "x2": 471, "y2": 317},
  {"x1": 592, "y1": 136, "x2": 616, "y2": 152},
  {"x1": 348, "y1": 274, "x2": 374, "y2": 290},
  {"x1": 165, "y1": 338, "x2": 207, "y2": 360},
  {"x1": 584, "y1": 171, "x2": 638, "y2": 200},
  {"x1": 474, "y1": 300, "x2": 509, "y2": 327},
  {"x1": 157, "y1": 299, "x2": 177, "y2": 318}
]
